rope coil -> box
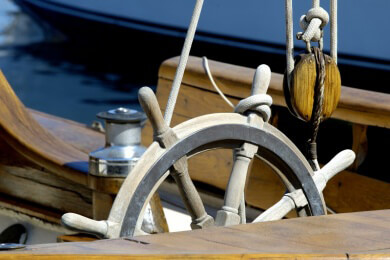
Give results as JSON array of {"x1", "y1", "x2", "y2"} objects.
[{"x1": 234, "y1": 94, "x2": 273, "y2": 122}]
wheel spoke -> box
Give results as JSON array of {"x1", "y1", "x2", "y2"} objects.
[
  {"x1": 253, "y1": 196, "x2": 295, "y2": 223},
  {"x1": 253, "y1": 189, "x2": 308, "y2": 222}
]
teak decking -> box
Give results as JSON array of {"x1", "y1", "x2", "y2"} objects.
[{"x1": 1, "y1": 210, "x2": 389, "y2": 258}]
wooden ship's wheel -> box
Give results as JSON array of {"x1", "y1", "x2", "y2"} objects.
[
  {"x1": 61, "y1": 65, "x2": 355, "y2": 238},
  {"x1": 62, "y1": 0, "x2": 355, "y2": 239}
]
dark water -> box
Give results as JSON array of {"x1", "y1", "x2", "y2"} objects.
[{"x1": 0, "y1": 0, "x2": 152, "y2": 124}]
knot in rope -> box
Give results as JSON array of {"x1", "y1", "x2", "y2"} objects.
[
  {"x1": 297, "y1": 7, "x2": 329, "y2": 44},
  {"x1": 234, "y1": 94, "x2": 273, "y2": 122},
  {"x1": 306, "y1": 7, "x2": 329, "y2": 28}
]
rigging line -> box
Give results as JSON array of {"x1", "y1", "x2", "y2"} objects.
[
  {"x1": 330, "y1": 0, "x2": 338, "y2": 63},
  {"x1": 285, "y1": 0, "x2": 294, "y2": 80},
  {"x1": 202, "y1": 57, "x2": 235, "y2": 109},
  {"x1": 164, "y1": 0, "x2": 204, "y2": 126}
]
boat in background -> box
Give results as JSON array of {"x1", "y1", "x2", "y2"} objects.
[{"x1": 12, "y1": 0, "x2": 390, "y2": 73}]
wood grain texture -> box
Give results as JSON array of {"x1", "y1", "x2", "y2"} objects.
[
  {"x1": 0, "y1": 71, "x2": 90, "y2": 185},
  {"x1": 159, "y1": 56, "x2": 390, "y2": 128},
  {"x1": 0, "y1": 166, "x2": 92, "y2": 218},
  {"x1": 1, "y1": 210, "x2": 389, "y2": 258},
  {"x1": 289, "y1": 53, "x2": 341, "y2": 121},
  {"x1": 30, "y1": 109, "x2": 104, "y2": 154},
  {"x1": 0, "y1": 78, "x2": 128, "y2": 221},
  {"x1": 0, "y1": 193, "x2": 63, "y2": 224},
  {"x1": 92, "y1": 192, "x2": 114, "y2": 220},
  {"x1": 0, "y1": 254, "x2": 348, "y2": 259},
  {"x1": 57, "y1": 234, "x2": 97, "y2": 243}
]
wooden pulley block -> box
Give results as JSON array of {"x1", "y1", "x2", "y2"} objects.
[{"x1": 283, "y1": 52, "x2": 341, "y2": 122}]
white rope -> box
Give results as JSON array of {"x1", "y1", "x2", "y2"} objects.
[
  {"x1": 298, "y1": 7, "x2": 329, "y2": 51},
  {"x1": 330, "y1": 0, "x2": 338, "y2": 63},
  {"x1": 234, "y1": 94, "x2": 273, "y2": 122},
  {"x1": 202, "y1": 57, "x2": 235, "y2": 109},
  {"x1": 285, "y1": 0, "x2": 294, "y2": 79},
  {"x1": 164, "y1": 0, "x2": 204, "y2": 126},
  {"x1": 290, "y1": 0, "x2": 338, "y2": 60}
]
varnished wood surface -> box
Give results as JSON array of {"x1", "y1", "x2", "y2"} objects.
[
  {"x1": 289, "y1": 53, "x2": 341, "y2": 121},
  {"x1": 30, "y1": 109, "x2": 104, "y2": 154},
  {"x1": 0, "y1": 107, "x2": 102, "y2": 219},
  {"x1": 0, "y1": 71, "x2": 91, "y2": 185},
  {"x1": 0, "y1": 74, "x2": 122, "y2": 220},
  {"x1": 1, "y1": 210, "x2": 389, "y2": 258},
  {"x1": 159, "y1": 56, "x2": 390, "y2": 128}
]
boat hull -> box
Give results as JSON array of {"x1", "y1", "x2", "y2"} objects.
[{"x1": 13, "y1": 0, "x2": 390, "y2": 69}]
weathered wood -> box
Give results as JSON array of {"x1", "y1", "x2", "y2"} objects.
[
  {"x1": 253, "y1": 150, "x2": 355, "y2": 222},
  {"x1": 0, "y1": 193, "x2": 62, "y2": 225},
  {"x1": 0, "y1": 167, "x2": 92, "y2": 217},
  {"x1": 138, "y1": 87, "x2": 213, "y2": 229},
  {"x1": 216, "y1": 65, "x2": 270, "y2": 226},
  {"x1": 2, "y1": 210, "x2": 389, "y2": 258}
]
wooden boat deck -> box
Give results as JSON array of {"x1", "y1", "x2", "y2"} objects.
[{"x1": 1, "y1": 210, "x2": 389, "y2": 259}]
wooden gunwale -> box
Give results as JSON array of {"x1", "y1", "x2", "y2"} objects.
[{"x1": 159, "y1": 56, "x2": 390, "y2": 128}]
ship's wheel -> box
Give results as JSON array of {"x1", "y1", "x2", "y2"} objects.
[{"x1": 61, "y1": 65, "x2": 354, "y2": 238}]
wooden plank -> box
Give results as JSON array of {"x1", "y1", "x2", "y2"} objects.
[
  {"x1": 2, "y1": 210, "x2": 389, "y2": 257},
  {"x1": 92, "y1": 192, "x2": 113, "y2": 220},
  {"x1": 324, "y1": 170, "x2": 390, "y2": 212},
  {"x1": 0, "y1": 254, "x2": 348, "y2": 259},
  {"x1": 30, "y1": 109, "x2": 104, "y2": 154},
  {"x1": 0, "y1": 193, "x2": 62, "y2": 224},
  {"x1": 0, "y1": 71, "x2": 89, "y2": 185},
  {"x1": 0, "y1": 167, "x2": 92, "y2": 218},
  {"x1": 57, "y1": 234, "x2": 97, "y2": 243},
  {"x1": 159, "y1": 56, "x2": 390, "y2": 128}
]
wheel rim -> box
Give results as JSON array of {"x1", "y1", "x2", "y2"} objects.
[{"x1": 120, "y1": 123, "x2": 325, "y2": 237}]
